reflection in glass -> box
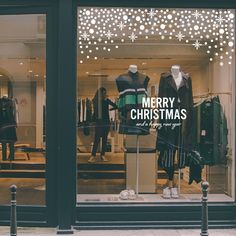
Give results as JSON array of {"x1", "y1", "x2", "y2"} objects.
[
  {"x1": 0, "y1": 15, "x2": 46, "y2": 205},
  {"x1": 76, "y1": 7, "x2": 235, "y2": 203}
]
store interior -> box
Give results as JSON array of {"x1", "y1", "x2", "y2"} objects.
[{"x1": 76, "y1": 8, "x2": 235, "y2": 202}]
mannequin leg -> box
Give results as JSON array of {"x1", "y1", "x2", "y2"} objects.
[
  {"x1": 91, "y1": 124, "x2": 101, "y2": 156},
  {"x1": 166, "y1": 168, "x2": 175, "y2": 188},
  {"x1": 2, "y1": 142, "x2": 7, "y2": 161},
  {"x1": 101, "y1": 125, "x2": 109, "y2": 156},
  {"x1": 8, "y1": 142, "x2": 15, "y2": 161}
]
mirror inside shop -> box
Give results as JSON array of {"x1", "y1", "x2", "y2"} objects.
[{"x1": 77, "y1": 7, "x2": 235, "y2": 202}]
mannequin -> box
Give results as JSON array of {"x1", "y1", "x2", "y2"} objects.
[
  {"x1": 115, "y1": 65, "x2": 150, "y2": 135},
  {"x1": 128, "y1": 65, "x2": 138, "y2": 74},
  {"x1": 0, "y1": 95, "x2": 17, "y2": 161},
  {"x1": 88, "y1": 87, "x2": 117, "y2": 163},
  {"x1": 156, "y1": 65, "x2": 194, "y2": 198},
  {"x1": 171, "y1": 65, "x2": 183, "y2": 90},
  {"x1": 116, "y1": 65, "x2": 151, "y2": 198}
]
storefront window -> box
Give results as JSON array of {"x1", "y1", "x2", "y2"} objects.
[
  {"x1": 0, "y1": 15, "x2": 46, "y2": 205},
  {"x1": 77, "y1": 8, "x2": 235, "y2": 202}
]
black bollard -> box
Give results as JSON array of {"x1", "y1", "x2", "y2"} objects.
[
  {"x1": 200, "y1": 181, "x2": 209, "y2": 236},
  {"x1": 10, "y1": 185, "x2": 17, "y2": 236}
]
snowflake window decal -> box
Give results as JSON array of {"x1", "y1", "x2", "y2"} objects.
[{"x1": 78, "y1": 8, "x2": 235, "y2": 66}]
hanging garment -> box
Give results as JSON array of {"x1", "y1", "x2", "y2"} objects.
[
  {"x1": 116, "y1": 71, "x2": 150, "y2": 135},
  {"x1": 193, "y1": 96, "x2": 228, "y2": 165},
  {"x1": 0, "y1": 97, "x2": 17, "y2": 142},
  {"x1": 186, "y1": 150, "x2": 204, "y2": 184},
  {"x1": 85, "y1": 98, "x2": 92, "y2": 123}
]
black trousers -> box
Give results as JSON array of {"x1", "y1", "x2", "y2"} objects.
[
  {"x1": 91, "y1": 122, "x2": 110, "y2": 156},
  {"x1": 1, "y1": 142, "x2": 15, "y2": 161}
]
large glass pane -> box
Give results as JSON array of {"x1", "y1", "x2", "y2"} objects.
[
  {"x1": 0, "y1": 15, "x2": 46, "y2": 205},
  {"x1": 77, "y1": 8, "x2": 235, "y2": 203}
]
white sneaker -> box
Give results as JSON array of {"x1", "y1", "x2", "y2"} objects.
[
  {"x1": 171, "y1": 187, "x2": 179, "y2": 199},
  {"x1": 128, "y1": 189, "x2": 137, "y2": 200},
  {"x1": 88, "y1": 156, "x2": 96, "y2": 163},
  {"x1": 101, "y1": 155, "x2": 109, "y2": 162},
  {"x1": 162, "y1": 187, "x2": 171, "y2": 199},
  {"x1": 119, "y1": 190, "x2": 129, "y2": 200}
]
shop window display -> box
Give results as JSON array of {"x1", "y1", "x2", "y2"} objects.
[
  {"x1": 0, "y1": 15, "x2": 46, "y2": 205},
  {"x1": 77, "y1": 8, "x2": 235, "y2": 202}
]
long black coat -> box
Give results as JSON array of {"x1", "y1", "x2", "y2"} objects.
[
  {"x1": 0, "y1": 97, "x2": 17, "y2": 142},
  {"x1": 156, "y1": 71, "x2": 194, "y2": 151}
]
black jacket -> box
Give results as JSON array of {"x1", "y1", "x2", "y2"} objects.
[
  {"x1": 193, "y1": 96, "x2": 228, "y2": 165},
  {"x1": 156, "y1": 71, "x2": 194, "y2": 151},
  {"x1": 93, "y1": 98, "x2": 117, "y2": 123}
]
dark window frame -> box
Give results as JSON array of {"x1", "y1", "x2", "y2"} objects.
[
  {"x1": 0, "y1": 0, "x2": 235, "y2": 231},
  {"x1": 0, "y1": 0, "x2": 59, "y2": 227}
]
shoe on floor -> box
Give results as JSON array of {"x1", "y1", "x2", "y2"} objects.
[
  {"x1": 128, "y1": 189, "x2": 137, "y2": 200},
  {"x1": 119, "y1": 190, "x2": 129, "y2": 200},
  {"x1": 101, "y1": 155, "x2": 109, "y2": 162},
  {"x1": 171, "y1": 187, "x2": 179, "y2": 199},
  {"x1": 88, "y1": 156, "x2": 96, "y2": 163},
  {"x1": 162, "y1": 187, "x2": 171, "y2": 199}
]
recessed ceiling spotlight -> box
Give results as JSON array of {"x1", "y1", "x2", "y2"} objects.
[
  {"x1": 19, "y1": 62, "x2": 24, "y2": 65},
  {"x1": 0, "y1": 74, "x2": 3, "y2": 77},
  {"x1": 28, "y1": 70, "x2": 33, "y2": 73}
]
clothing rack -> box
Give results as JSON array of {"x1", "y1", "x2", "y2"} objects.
[{"x1": 193, "y1": 92, "x2": 232, "y2": 98}]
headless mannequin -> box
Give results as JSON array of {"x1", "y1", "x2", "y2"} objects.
[{"x1": 166, "y1": 65, "x2": 183, "y2": 189}]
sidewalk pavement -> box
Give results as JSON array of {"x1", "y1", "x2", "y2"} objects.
[{"x1": 1, "y1": 227, "x2": 236, "y2": 236}]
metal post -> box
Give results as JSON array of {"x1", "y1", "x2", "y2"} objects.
[
  {"x1": 178, "y1": 168, "x2": 181, "y2": 195},
  {"x1": 10, "y1": 185, "x2": 17, "y2": 236},
  {"x1": 135, "y1": 135, "x2": 139, "y2": 198},
  {"x1": 201, "y1": 181, "x2": 209, "y2": 236}
]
